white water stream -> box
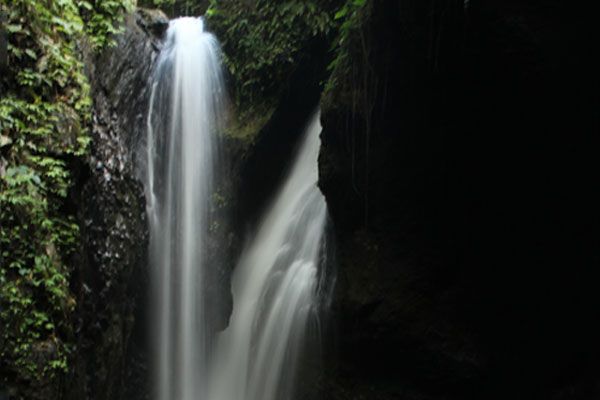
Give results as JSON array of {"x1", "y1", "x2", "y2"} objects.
[
  {"x1": 144, "y1": 17, "x2": 224, "y2": 400},
  {"x1": 210, "y1": 112, "x2": 328, "y2": 400},
  {"x1": 143, "y1": 16, "x2": 329, "y2": 400}
]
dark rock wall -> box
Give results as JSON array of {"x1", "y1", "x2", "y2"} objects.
[
  {"x1": 319, "y1": 1, "x2": 598, "y2": 399},
  {"x1": 66, "y1": 11, "x2": 168, "y2": 400},
  {"x1": 233, "y1": 37, "x2": 331, "y2": 231},
  {"x1": 56, "y1": 1, "x2": 598, "y2": 399}
]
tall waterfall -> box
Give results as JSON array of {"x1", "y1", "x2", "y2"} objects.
[
  {"x1": 209, "y1": 112, "x2": 330, "y2": 400},
  {"x1": 143, "y1": 17, "x2": 224, "y2": 400},
  {"x1": 142, "y1": 14, "x2": 329, "y2": 400}
]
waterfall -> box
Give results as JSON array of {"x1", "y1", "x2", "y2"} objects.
[
  {"x1": 142, "y1": 14, "x2": 329, "y2": 400},
  {"x1": 143, "y1": 17, "x2": 224, "y2": 400},
  {"x1": 209, "y1": 112, "x2": 330, "y2": 400}
]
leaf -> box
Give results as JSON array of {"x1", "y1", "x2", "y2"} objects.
[
  {"x1": 79, "y1": 1, "x2": 93, "y2": 11},
  {"x1": 335, "y1": 7, "x2": 348, "y2": 20},
  {"x1": 6, "y1": 24, "x2": 23, "y2": 33},
  {"x1": 0, "y1": 135, "x2": 12, "y2": 147},
  {"x1": 24, "y1": 49, "x2": 37, "y2": 60}
]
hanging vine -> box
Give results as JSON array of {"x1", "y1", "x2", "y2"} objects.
[{"x1": 324, "y1": 0, "x2": 383, "y2": 227}]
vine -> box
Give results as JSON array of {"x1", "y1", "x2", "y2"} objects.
[{"x1": 323, "y1": 0, "x2": 378, "y2": 226}]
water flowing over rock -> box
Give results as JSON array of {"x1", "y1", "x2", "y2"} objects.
[
  {"x1": 210, "y1": 112, "x2": 330, "y2": 400},
  {"x1": 141, "y1": 13, "x2": 330, "y2": 399},
  {"x1": 142, "y1": 17, "x2": 225, "y2": 400},
  {"x1": 54, "y1": 2, "x2": 599, "y2": 400}
]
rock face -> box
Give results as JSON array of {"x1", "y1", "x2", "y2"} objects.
[
  {"x1": 319, "y1": 3, "x2": 482, "y2": 398},
  {"x1": 66, "y1": 10, "x2": 168, "y2": 400},
  {"x1": 319, "y1": 1, "x2": 597, "y2": 399},
  {"x1": 56, "y1": 2, "x2": 598, "y2": 399}
]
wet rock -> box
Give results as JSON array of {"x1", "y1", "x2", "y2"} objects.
[
  {"x1": 50, "y1": 105, "x2": 82, "y2": 154},
  {"x1": 65, "y1": 9, "x2": 164, "y2": 400},
  {"x1": 135, "y1": 8, "x2": 169, "y2": 38}
]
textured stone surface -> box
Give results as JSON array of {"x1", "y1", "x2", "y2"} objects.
[{"x1": 66, "y1": 11, "x2": 167, "y2": 400}]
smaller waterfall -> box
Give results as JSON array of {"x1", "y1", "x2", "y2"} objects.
[
  {"x1": 209, "y1": 112, "x2": 330, "y2": 400},
  {"x1": 143, "y1": 17, "x2": 225, "y2": 400}
]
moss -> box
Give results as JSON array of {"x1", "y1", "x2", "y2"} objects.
[
  {"x1": 223, "y1": 104, "x2": 275, "y2": 142},
  {"x1": 206, "y1": 0, "x2": 339, "y2": 141}
]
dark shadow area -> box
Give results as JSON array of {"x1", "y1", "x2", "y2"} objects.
[
  {"x1": 235, "y1": 37, "x2": 332, "y2": 231},
  {"x1": 319, "y1": 1, "x2": 599, "y2": 399}
]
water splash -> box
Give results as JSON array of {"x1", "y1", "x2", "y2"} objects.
[{"x1": 143, "y1": 17, "x2": 225, "y2": 400}]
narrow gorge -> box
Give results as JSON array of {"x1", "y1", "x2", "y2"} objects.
[{"x1": 0, "y1": 2, "x2": 597, "y2": 400}]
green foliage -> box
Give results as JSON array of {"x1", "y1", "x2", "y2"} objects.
[
  {"x1": 206, "y1": 0, "x2": 336, "y2": 112},
  {"x1": 78, "y1": 1, "x2": 136, "y2": 49},
  {"x1": 325, "y1": 0, "x2": 371, "y2": 98},
  {"x1": 0, "y1": 0, "x2": 130, "y2": 394},
  {"x1": 140, "y1": 0, "x2": 175, "y2": 6},
  {"x1": 0, "y1": 164, "x2": 77, "y2": 381}
]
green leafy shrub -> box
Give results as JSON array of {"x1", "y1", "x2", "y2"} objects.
[
  {"x1": 0, "y1": 0, "x2": 132, "y2": 395},
  {"x1": 78, "y1": 1, "x2": 136, "y2": 49},
  {"x1": 206, "y1": 0, "x2": 337, "y2": 135},
  {"x1": 324, "y1": 0, "x2": 371, "y2": 102}
]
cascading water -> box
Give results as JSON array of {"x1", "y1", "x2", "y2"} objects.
[
  {"x1": 142, "y1": 13, "x2": 329, "y2": 400},
  {"x1": 209, "y1": 112, "x2": 330, "y2": 400},
  {"x1": 143, "y1": 17, "x2": 224, "y2": 400}
]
